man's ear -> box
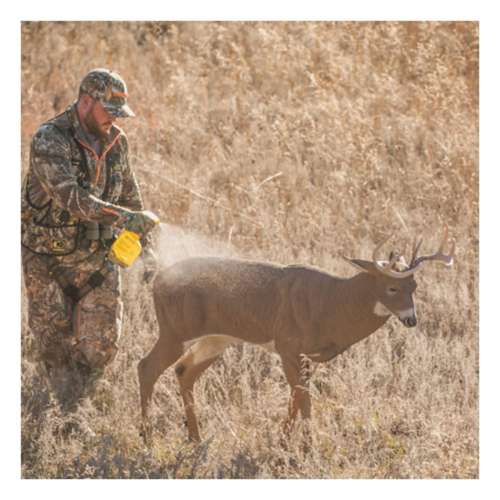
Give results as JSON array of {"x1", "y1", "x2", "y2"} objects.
[
  {"x1": 78, "y1": 93, "x2": 93, "y2": 111},
  {"x1": 342, "y1": 257, "x2": 378, "y2": 275}
]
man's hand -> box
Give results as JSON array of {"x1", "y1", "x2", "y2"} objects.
[
  {"x1": 142, "y1": 247, "x2": 159, "y2": 284},
  {"x1": 125, "y1": 210, "x2": 160, "y2": 238}
]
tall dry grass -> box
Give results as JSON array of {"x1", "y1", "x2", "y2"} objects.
[{"x1": 21, "y1": 21, "x2": 478, "y2": 478}]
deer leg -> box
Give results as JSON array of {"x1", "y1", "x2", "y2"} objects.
[
  {"x1": 279, "y1": 353, "x2": 312, "y2": 437},
  {"x1": 174, "y1": 335, "x2": 236, "y2": 442},
  {"x1": 138, "y1": 333, "x2": 183, "y2": 423},
  {"x1": 175, "y1": 355, "x2": 218, "y2": 442}
]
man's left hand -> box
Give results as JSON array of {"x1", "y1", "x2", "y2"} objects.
[{"x1": 142, "y1": 248, "x2": 159, "y2": 284}]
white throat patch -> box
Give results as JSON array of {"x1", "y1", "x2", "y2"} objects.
[{"x1": 373, "y1": 301, "x2": 392, "y2": 317}]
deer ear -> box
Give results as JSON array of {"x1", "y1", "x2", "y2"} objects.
[{"x1": 342, "y1": 257, "x2": 378, "y2": 275}]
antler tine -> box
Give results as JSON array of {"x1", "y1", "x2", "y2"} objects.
[
  {"x1": 437, "y1": 225, "x2": 448, "y2": 253},
  {"x1": 372, "y1": 234, "x2": 392, "y2": 272},
  {"x1": 388, "y1": 250, "x2": 399, "y2": 269},
  {"x1": 447, "y1": 239, "x2": 456, "y2": 266},
  {"x1": 410, "y1": 225, "x2": 455, "y2": 270},
  {"x1": 410, "y1": 236, "x2": 423, "y2": 267},
  {"x1": 401, "y1": 242, "x2": 408, "y2": 262},
  {"x1": 372, "y1": 234, "x2": 415, "y2": 279}
]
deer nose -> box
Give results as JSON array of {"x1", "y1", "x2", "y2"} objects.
[{"x1": 402, "y1": 315, "x2": 417, "y2": 328}]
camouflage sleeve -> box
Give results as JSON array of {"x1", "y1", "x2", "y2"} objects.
[
  {"x1": 30, "y1": 124, "x2": 132, "y2": 226},
  {"x1": 116, "y1": 134, "x2": 145, "y2": 211},
  {"x1": 116, "y1": 135, "x2": 155, "y2": 249}
]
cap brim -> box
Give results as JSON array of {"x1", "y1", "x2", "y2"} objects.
[{"x1": 104, "y1": 103, "x2": 135, "y2": 118}]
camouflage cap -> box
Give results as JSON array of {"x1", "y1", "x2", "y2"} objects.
[{"x1": 79, "y1": 68, "x2": 135, "y2": 118}]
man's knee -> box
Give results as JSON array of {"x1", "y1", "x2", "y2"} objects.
[
  {"x1": 28, "y1": 311, "x2": 73, "y2": 367},
  {"x1": 72, "y1": 299, "x2": 122, "y2": 369},
  {"x1": 72, "y1": 337, "x2": 118, "y2": 369}
]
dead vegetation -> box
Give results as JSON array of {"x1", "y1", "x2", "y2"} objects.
[{"x1": 21, "y1": 21, "x2": 478, "y2": 479}]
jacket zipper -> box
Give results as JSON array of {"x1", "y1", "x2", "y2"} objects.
[{"x1": 75, "y1": 133, "x2": 121, "y2": 186}]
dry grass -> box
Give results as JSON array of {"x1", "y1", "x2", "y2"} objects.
[{"x1": 21, "y1": 21, "x2": 478, "y2": 479}]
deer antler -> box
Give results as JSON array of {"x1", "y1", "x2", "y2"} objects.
[
  {"x1": 408, "y1": 225, "x2": 455, "y2": 271},
  {"x1": 372, "y1": 226, "x2": 455, "y2": 279},
  {"x1": 409, "y1": 236, "x2": 423, "y2": 267},
  {"x1": 372, "y1": 235, "x2": 416, "y2": 279}
]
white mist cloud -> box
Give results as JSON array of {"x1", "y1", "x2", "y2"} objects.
[{"x1": 156, "y1": 223, "x2": 238, "y2": 268}]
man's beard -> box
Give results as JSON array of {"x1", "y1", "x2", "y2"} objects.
[{"x1": 84, "y1": 105, "x2": 111, "y2": 139}]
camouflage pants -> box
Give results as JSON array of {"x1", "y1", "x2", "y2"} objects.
[{"x1": 22, "y1": 247, "x2": 123, "y2": 371}]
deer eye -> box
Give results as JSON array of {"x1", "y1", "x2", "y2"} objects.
[{"x1": 387, "y1": 286, "x2": 399, "y2": 295}]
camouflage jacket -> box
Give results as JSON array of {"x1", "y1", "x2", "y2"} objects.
[{"x1": 22, "y1": 103, "x2": 146, "y2": 258}]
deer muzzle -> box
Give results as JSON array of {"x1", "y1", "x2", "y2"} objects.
[
  {"x1": 401, "y1": 315, "x2": 417, "y2": 328},
  {"x1": 395, "y1": 307, "x2": 417, "y2": 328}
]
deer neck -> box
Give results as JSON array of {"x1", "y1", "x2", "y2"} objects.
[
  {"x1": 334, "y1": 273, "x2": 391, "y2": 346},
  {"x1": 303, "y1": 273, "x2": 390, "y2": 362}
]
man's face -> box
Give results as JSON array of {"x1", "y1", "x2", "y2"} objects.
[{"x1": 82, "y1": 97, "x2": 117, "y2": 139}]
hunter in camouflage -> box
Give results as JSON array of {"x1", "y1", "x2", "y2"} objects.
[{"x1": 22, "y1": 68, "x2": 158, "y2": 402}]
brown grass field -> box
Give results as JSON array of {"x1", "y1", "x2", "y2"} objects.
[{"x1": 21, "y1": 21, "x2": 478, "y2": 479}]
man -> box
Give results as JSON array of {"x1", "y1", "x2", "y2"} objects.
[{"x1": 22, "y1": 68, "x2": 158, "y2": 404}]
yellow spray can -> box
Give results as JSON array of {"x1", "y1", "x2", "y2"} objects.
[
  {"x1": 108, "y1": 211, "x2": 160, "y2": 267},
  {"x1": 108, "y1": 230, "x2": 143, "y2": 268}
]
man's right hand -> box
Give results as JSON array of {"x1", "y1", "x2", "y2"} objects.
[{"x1": 125, "y1": 210, "x2": 160, "y2": 238}]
